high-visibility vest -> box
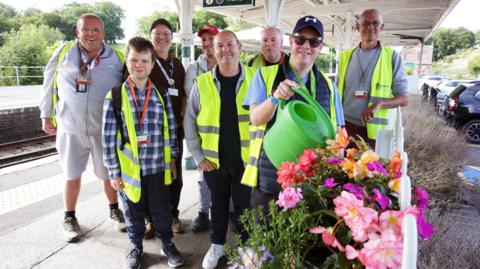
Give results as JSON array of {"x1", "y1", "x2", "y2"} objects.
[
  {"x1": 51, "y1": 40, "x2": 125, "y2": 126},
  {"x1": 249, "y1": 53, "x2": 286, "y2": 70},
  {"x1": 241, "y1": 64, "x2": 336, "y2": 187},
  {"x1": 337, "y1": 46, "x2": 393, "y2": 140},
  {"x1": 105, "y1": 82, "x2": 171, "y2": 203},
  {"x1": 195, "y1": 66, "x2": 255, "y2": 167}
]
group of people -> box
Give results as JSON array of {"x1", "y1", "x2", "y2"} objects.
[{"x1": 39, "y1": 8, "x2": 408, "y2": 269}]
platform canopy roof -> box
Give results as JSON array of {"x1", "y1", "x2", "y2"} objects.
[{"x1": 182, "y1": 0, "x2": 461, "y2": 47}]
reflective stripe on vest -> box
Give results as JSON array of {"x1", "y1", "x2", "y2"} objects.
[
  {"x1": 51, "y1": 41, "x2": 125, "y2": 127},
  {"x1": 195, "y1": 66, "x2": 254, "y2": 168},
  {"x1": 337, "y1": 46, "x2": 393, "y2": 139},
  {"x1": 105, "y1": 82, "x2": 171, "y2": 203},
  {"x1": 250, "y1": 55, "x2": 265, "y2": 70},
  {"x1": 241, "y1": 64, "x2": 336, "y2": 187}
]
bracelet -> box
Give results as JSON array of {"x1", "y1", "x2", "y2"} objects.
[{"x1": 268, "y1": 95, "x2": 279, "y2": 105}]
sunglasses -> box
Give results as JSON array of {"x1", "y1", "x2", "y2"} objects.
[{"x1": 293, "y1": 35, "x2": 322, "y2": 48}]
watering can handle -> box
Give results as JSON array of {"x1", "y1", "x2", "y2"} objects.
[{"x1": 278, "y1": 86, "x2": 322, "y2": 112}]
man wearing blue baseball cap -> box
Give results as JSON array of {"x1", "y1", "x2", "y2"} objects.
[{"x1": 241, "y1": 15, "x2": 345, "y2": 211}]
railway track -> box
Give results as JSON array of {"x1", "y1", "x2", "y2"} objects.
[{"x1": 0, "y1": 136, "x2": 57, "y2": 169}]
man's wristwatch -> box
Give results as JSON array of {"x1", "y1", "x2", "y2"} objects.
[{"x1": 269, "y1": 95, "x2": 279, "y2": 105}]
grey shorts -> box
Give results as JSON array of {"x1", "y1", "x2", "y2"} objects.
[{"x1": 56, "y1": 129, "x2": 109, "y2": 180}]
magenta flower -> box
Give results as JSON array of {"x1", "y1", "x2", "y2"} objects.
[
  {"x1": 415, "y1": 187, "x2": 429, "y2": 214},
  {"x1": 326, "y1": 157, "x2": 342, "y2": 164},
  {"x1": 276, "y1": 187, "x2": 303, "y2": 209},
  {"x1": 366, "y1": 161, "x2": 388, "y2": 176},
  {"x1": 417, "y1": 214, "x2": 434, "y2": 240},
  {"x1": 372, "y1": 188, "x2": 391, "y2": 211},
  {"x1": 343, "y1": 183, "x2": 365, "y2": 199},
  {"x1": 320, "y1": 177, "x2": 338, "y2": 188}
]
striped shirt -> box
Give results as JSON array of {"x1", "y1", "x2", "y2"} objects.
[{"x1": 102, "y1": 81, "x2": 178, "y2": 180}]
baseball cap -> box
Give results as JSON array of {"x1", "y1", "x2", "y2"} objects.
[
  {"x1": 150, "y1": 18, "x2": 173, "y2": 33},
  {"x1": 292, "y1": 16, "x2": 324, "y2": 37},
  {"x1": 197, "y1": 24, "x2": 219, "y2": 37}
]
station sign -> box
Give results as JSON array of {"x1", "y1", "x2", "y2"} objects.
[{"x1": 203, "y1": 0, "x2": 255, "y2": 8}]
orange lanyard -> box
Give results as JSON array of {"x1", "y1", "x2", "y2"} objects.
[{"x1": 128, "y1": 76, "x2": 152, "y2": 129}]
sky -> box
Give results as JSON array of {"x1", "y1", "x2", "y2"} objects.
[{"x1": 3, "y1": 0, "x2": 480, "y2": 38}]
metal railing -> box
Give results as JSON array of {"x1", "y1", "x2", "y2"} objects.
[{"x1": 0, "y1": 66, "x2": 45, "y2": 86}]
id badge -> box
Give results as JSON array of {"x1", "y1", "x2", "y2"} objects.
[
  {"x1": 137, "y1": 135, "x2": 150, "y2": 144},
  {"x1": 76, "y1": 74, "x2": 91, "y2": 93},
  {"x1": 168, "y1": 88, "x2": 179, "y2": 96},
  {"x1": 355, "y1": 90, "x2": 368, "y2": 99}
]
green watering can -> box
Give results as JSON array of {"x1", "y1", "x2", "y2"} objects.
[{"x1": 263, "y1": 87, "x2": 336, "y2": 168}]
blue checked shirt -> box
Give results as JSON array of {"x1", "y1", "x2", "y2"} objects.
[{"x1": 102, "y1": 81, "x2": 179, "y2": 180}]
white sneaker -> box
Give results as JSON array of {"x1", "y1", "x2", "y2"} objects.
[{"x1": 202, "y1": 244, "x2": 225, "y2": 269}]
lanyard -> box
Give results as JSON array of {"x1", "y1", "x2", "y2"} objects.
[
  {"x1": 128, "y1": 76, "x2": 152, "y2": 130},
  {"x1": 290, "y1": 64, "x2": 316, "y2": 98},
  {"x1": 78, "y1": 43, "x2": 104, "y2": 74},
  {"x1": 156, "y1": 59, "x2": 175, "y2": 87},
  {"x1": 356, "y1": 47, "x2": 377, "y2": 91}
]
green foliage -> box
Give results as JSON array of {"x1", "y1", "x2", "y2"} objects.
[
  {"x1": 0, "y1": 3, "x2": 17, "y2": 19},
  {"x1": 0, "y1": 24, "x2": 64, "y2": 85},
  {"x1": 92, "y1": 1, "x2": 125, "y2": 43},
  {"x1": 225, "y1": 17, "x2": 256, "y2": 32},
  {"x1": 426, "y1": 27, "x2": 475, "y2": 61},
  {"x1": 468, "y1": 54, "x2": 480, "y2": 76},
  {"x1": 193, "y1": 10, "x2": 228, "y2": 32}
]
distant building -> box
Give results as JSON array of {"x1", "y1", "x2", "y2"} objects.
[{"x1": 401, "y1": 44, "x2": 434, "y2": 75}]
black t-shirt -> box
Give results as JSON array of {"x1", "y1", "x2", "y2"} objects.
[{"x1": 217, "y1": 69, "x2": 242, "y2": 166}]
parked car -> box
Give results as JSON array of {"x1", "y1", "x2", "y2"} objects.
[
  {"x1": 418, "y1": 75, "x2": 448, "y2": 103},
  {"x1": 441, "y1": 82, "x2": 480, "y2": 144},
  {"x1": 435, "y1": 79, "x2": 480, "y2": 111}
]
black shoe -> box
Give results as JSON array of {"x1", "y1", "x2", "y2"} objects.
[
  {"x1": 161, "y1": 242, "x2": 184, "y2": 268},
  {"x1": 124, "y1": 248, "x2": 143, "y2": 269},
  {"x1": 191, "y1": 212, "x2": 210, "y2": 232},
  {"x1": 63, "y1": 216, "x2": 81, "y2": 242}
]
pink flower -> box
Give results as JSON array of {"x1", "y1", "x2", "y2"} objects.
[
  {"x1": 372, "y1": 188, "x2": 391, "y2": 211},
  {"x1": 277, "y1": 162, "x2": 303, "y2": 189},
  {"x1": 334, "y1": 191, "x2": 379, "y2": 242},
  {"x1": 415, "y1": 187, "x2": 429, "y2": 214},
  {"x1": 276, "y1": 187, "x2": 303, "y2": 209},
  {"x1": 379, "y1": 210, "x2": 403, "y2": 235},
  {"x1": 320, "y1": 178, "x2": 338, "y2": 188},
  {"x1": 345, "y1": 245, "x2": 359, "y2": 260},
  {"x1": 309, "y1": 226, "x2": 345, "y2": 251},
  {"x1": 326, "y1": 157, "x2": 342, "y2": 164},
  {"x1": 358, "y1": 229, "x2": 403, "y2": 269},
  {"x1": 417, "y1": 214, "x2": 434, "y2": 240}
]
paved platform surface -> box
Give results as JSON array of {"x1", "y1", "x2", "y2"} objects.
[
  {"x1": 0, "y1": 156, "x2": 230, "y2": 269},
  {"x1": 0, "y1": 85, "x2": 42, "y2": 109}
]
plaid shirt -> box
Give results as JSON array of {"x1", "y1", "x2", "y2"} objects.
[{"x1": 102, "y1": 81, "x2": 178, "y2": 180}]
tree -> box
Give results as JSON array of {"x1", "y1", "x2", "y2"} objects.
[
  {"x1": 193, "y1": 10, "x2": 228, "y2": 32},
  {"x1": 0, "y1": 24, "x2": 64, "y2": 85},
  {"x1": 0, "y1": 3, "x2": 17, "y2": 19},
  {"x1": 136, "y1": 11, "x2": 179, "y2": 37},
  {"x1": 224, "y1": 17, "x2": 256, "y2": 32},
  {"x1": 93, "y1": 1, "x2": 125, "y2": 43},
  {"x1": 426, "y1": 27, "x2": 475, "y2": 61},
  {"x1": 475, "y1": 30, "x2": 480, "y2": 47}
]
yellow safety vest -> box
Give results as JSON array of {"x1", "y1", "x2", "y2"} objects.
[
  {"x1": 105, "y1": 82, "x2": 171, "y2": 203},
  {"x1": 195, "y1": 66, "x2": 255, "y2": 167},
  {"x1": 250, "y1": 53, "x2": 286, "y2": 70},
  {"x1": 51, "y1": 40, "x2": 125, "y2": 126},
  {"x1": 337, "y1": 46, "x2": 393, "y2": 140},
  {"x1": 241, "y1": 64, "x2": 336, "y2": 187}
]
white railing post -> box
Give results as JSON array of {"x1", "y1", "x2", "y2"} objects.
[
  {"x1": 15, "y1": 66, "x2": 19, "y2": 86},
  {"x1": 401, "y1": 214, "x2": 418, "y2": 269}
]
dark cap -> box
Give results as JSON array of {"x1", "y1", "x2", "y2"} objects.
[
  {"x1": 150, "y1": 18, "x2": 173, "y2": 33},
  {"x1": 293, "y1": 16, "x2": 323, "y2": 37},
  {"x1": 197, "y1": 24, "x2": 219, "y2": 37}
]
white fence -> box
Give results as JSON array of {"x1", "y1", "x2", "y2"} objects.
[{"x1": 376, "y1": 108, "x2": 418, "y2": 269}]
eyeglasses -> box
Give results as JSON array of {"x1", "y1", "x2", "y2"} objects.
[
  {"x1": 80, "y1": 28, "x2": 103, "y2": 34},
  {"x1": 360, "y1": 21, "x2": 382, "y2": 27},
  {"x1": 151, "y1": 32, "x2": 172, "y2": 37},
  {"x1": 293, "y1": 35, "x2": 322, "y2": 48}
]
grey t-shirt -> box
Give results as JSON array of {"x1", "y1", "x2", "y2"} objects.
[{"x1": 341, "y1": 46, "x2": 408, "y2": 126}]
